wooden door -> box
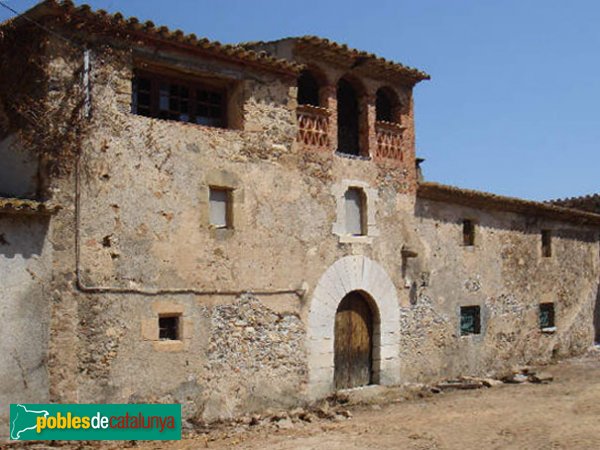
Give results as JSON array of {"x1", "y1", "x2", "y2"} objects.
[{"x1": 334, "y1": 291, "x2": 373, "y2": 389}]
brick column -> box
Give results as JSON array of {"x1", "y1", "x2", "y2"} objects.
[
  {"x1": 321, "y1": 85, "x2": 337, "y2": 153},
  {"x1": 362, "y1": 93, "x2": 377, "y2": 158},
  {"x1": 403, "y1": 94, "x2": 417, "y2": 193}
]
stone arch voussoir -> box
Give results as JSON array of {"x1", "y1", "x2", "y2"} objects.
[{"x1": 307, "y1": 256, "x2": 400, "y2": 399}]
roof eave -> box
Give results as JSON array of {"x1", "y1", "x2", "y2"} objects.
[
  {"x1": 417, "y1": 182, "x2": 600, "y2": 226},
  {"x1": 2, "y1": 1, "x2": 302, "y2": 77},
  {"x1": 0, "y1": 197, "x2": 61, "y2": 215}
]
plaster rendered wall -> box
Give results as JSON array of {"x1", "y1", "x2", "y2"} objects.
[{"x1": 0, "y1": 215, "x2": 51, "y2": 438}]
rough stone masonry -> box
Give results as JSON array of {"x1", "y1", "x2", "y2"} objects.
[{"x1": 0, "y1": 0, "x2": 599, "y2": 436}]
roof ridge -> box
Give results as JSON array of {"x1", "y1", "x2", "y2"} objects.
[
  {"x1": 548, "y1": 193, "x2": 600, "y2": 204},
  {"x1": 417, "y1": 181, "x2": 600, "y2": 226},
  {"x1": 241, "y1": 35, "x2": 430, "y2": 82}
]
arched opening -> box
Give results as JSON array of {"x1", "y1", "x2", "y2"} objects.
[
  {"x1": 375, "y1": 87, "x2": 400, "y2": 123},
  {"x1": 307, "y1": 256, "x2": 400, "y2": 398},
  {"x1": 334, "y1": 290, "x2": 376, "y2": 389},
  {"x1": 337, "y1": 78, "x2": 361, "y2": 156},
  {"x1": 297, "y1": 70, "x2": 321, "y2": 107}
]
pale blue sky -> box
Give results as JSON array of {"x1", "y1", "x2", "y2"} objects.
[{"x1": 2, "y1": 0, "x2": 599, "y2": 200}]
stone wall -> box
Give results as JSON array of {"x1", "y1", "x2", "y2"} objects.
[
  {"x1": 76, "y1": 293, "x2": 306, "y2": 423},
  {"x1": 1, "y1": 27, "x2": 598, "y2": 430},
  {"x1": 404, "y1": 198, "x2": 600, "y2": 381},
  {"x1": 56, "y1": 36, "x2": 423, "y2": 418}
]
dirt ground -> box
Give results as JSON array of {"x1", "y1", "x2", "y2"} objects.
[
  {"x1": 149, "y1": 351, "x2": 600, "y2": 450},
  {"x1": 6, "y1": 352, "x2": 600, "y2": 450}
]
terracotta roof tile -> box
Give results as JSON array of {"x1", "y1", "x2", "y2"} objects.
[
  {"x1": 547, "y1": 193, "x2": 600, "y2": 214},
  {"x1": 0, "y1": 197, "x2": 60, "y2": 215},
  {"x1": 3, "y1": 0, "x2": 302, "y2": 76},
  {"x1": 417, "y1": 182, "x2": 600, "y2": 226},
  {"x1": 243, "y1": 36, "x2": 430, "y2": 83}
]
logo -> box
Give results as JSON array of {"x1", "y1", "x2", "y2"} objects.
[{"x1": 10, "y1": 404, "x2": 181, "y2": 441}]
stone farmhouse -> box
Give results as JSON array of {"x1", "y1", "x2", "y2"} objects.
[{"x1": 1, "y1": 0, "x2": 599, "y2": 431}]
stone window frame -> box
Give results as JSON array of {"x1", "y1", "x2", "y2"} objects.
[
  {"x1": 332, "y1": 180, "x2": 379, "y2": 244},
  {"x1": 199, "y1": 170, "x2": 244, "y2": 240},
  {"x1": 141, "y1": 301, "x2": 193, "y2": 352}
]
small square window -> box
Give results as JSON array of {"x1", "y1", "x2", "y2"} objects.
[
  {"x1": 539, "y1": 303, "x2": 555, "y2": 330},
  {"x1": 158, "y1": 315, "x2": 180, "y2": 340},
  {"x1": 209, "y1": 187, "x2": 232, "y2": 229},
  {"x1": 541, "y1": 230, "x2": 552, "y2": 257},
  {"x1": 460, "y1": 305, "x2": 481, "y2": 335},
  {"x1": 463, "y1": 219, "x2": 475, "y2": 246}
]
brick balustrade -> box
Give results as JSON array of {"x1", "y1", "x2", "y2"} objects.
[
  {"x1": 374, "y1": 121, "x2": 405, "y2": 161},
  {"x1": 296, "y1": 104, "x2": 330, "y2": 150}
]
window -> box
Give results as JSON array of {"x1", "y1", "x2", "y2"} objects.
[
  {"x1": 541, "y1": 230, "x2": 552, "y2": 257},
  {"x1": 463, "y1": 219, "x2": 475, "y2": 246},
  {"x1": 376, "y1": 87, "x2": 400, "y2": 123},
  {"x1": 460, "y1": 306, "x2": 481, "y2": 335},
  {"x1": 539, "y1": 303, "x2": 555, "y2": 330},
  {"x1": 132, "y1": 71, "x2": 226, "y2": 128},
  {"x1": 158, "y1": 315, "x2": 180, "y2": 340},
  {"x1": 209, "y1": 187, "x2": 232, "y2": 229},
  {"x1": 344, "y1": 188, "x2": 366, "y2": 236},
  {"x1": 297, "y1": 70, "x2": 321, "y2": 107}
]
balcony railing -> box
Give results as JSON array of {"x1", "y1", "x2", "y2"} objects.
[
  {"x1": 375, "y1": 121, "x2": 405, "y2": 161},
  {"x1": 297, "y1": 104, "x2": 330, "y2": 149}
]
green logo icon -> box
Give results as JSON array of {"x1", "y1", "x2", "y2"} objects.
[{"x1": 10, "y1": 404, "x2": 181, "y2": 441}]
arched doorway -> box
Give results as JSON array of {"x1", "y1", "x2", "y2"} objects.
[
  {"x1": 334, "y1": 291, "x2": 374, "y2": 389},
  {"x1": 307, "y1": 256, "x2": 401, "y2": 399}
]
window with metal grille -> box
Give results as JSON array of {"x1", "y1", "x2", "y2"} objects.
[
  {"x1": 460, "y1": 305, "x2": 481, "y2": 335},
  {"x1": 132, "y1": 72, "x2": 226, "y2": 128},
  {"x1": 463, "y1": 219, "x2": 475, "y2": 246},
  {"x1": 209, "y1": 187, "x2": 232, "y2": 229},
  {"x1": 541, "y1": 230, "x2": 552, "y2": 257},
  {"x1": 344, "y1": 188, "x2": 366, "y2": 236},
  {"x1": 158, "y1": 315, "x2": 180, "y2": 340},
  {"x1": 539, "y1": 303, "x2": 555, "y2": 329}
]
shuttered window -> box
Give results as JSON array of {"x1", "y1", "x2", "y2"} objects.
[
  {"x1": 460, "y1": 306, "x2": 481, "y2": 335},
  {"x1": 539, "y1": 303, "x2": 555, "y2": 329},
  {"x1": 541, "y1": 230, "x2": 552, "y2": 257},
  {"x1": 344, "y1": 188, "x2": 365, "y2": 236},
  {"x1": 463, "y1": 219, "x2": 475, "y2": 246},
  {"x1": 209, "y1": 187, "x2": 231, "y2": 229}
]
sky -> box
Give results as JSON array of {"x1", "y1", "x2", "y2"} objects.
[{"x1": 1, "y1": 0, "x2": 599, "y2": 201}]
